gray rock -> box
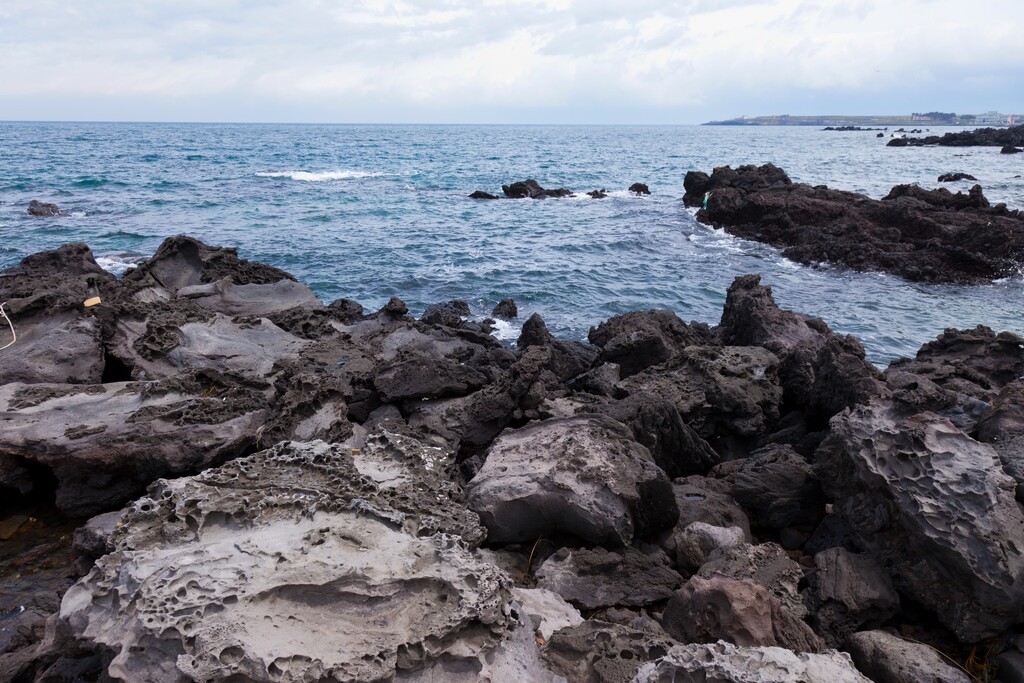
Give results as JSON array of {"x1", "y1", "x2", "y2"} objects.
[
  {"x1": 674, "y1": 522, "x2": 746, "y2": 572},
  {"x1": 58, "y1": 437, "x2": 538, "y2": 682},
  {"x1": 167, "y1": 314, "x2": 307, "y2": 378},
  {"x1": 661, "y1": 575, "x2": 824, "y2": 653},
  {"x1": 808, "y1": 548, "x2": 900, "y2": 647},
  {"x1": 816, "y1": 400, "x2": 1024, "y2": 640},
  {"x1": 732, "y1": 444, "x2": 826, "y2": 528},
  {"x1": 72, "y1": 509, "x2": 126, "y2": 569},
  {"x1": 588, "y1": 309, "x2": 713, "y2": 378},
  {"x1": 468, "y1": 415, "x2": 678, "y2": 545},
  {"x1": 27, "y1": 200, "x2": 60, "y2": 216},
  {"x1": 671, "y1": 476, "x2": 753, "y2": 540},
  {"x1": 845, "y1": 630, "x2": 970, "y2": 683},
  {"x1": 511, "y1": 588, "x2": 583, "y2": 640},
  {"x1": 420, "y1": 299, "x2": 470, "y2": 327},
  {"x1": 535, "y1": 546, "x2": 683, "y2": 610},
  {"x1": 697, "y1": 542, "x2": 807, "y2": 618},
  {"x1": 633, "y1": 642, "x2": 870, "y2": 683},
  {"x1": 177, "y1": 277, "x2": 322, "y2": 317},
  {"x1": 492, "y1": 298, "x2": 518, "y2": 320},
  {"x1": 542, "y1": 620, "x2": 676, "y2": 683}
]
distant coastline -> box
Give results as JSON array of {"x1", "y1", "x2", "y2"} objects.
[{"x1": 704, "y1": 111, "x2": 1020, "y2": 126}]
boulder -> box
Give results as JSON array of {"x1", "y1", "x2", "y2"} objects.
[
  {"x1": 588, "y1": 309, "x2": 713, "y2": 378},
  {"x1": 845, "y1": 630, "x2": 971, "y2": 683},
  {"x1": 469, "y1": 190, "x2": 500, "y2": 199},
  {"x1": 587, "y1": 189, "x2": 608, "y2": 199},
  {"x1": 1002, "y1": 145, "x2": 1023, "y2": 154},
  {"x1": 673, "y1": 522, "x2": 747, "y2": 572},
  {"x1": 535, "y1": 546, "x2": 683, "y2": 610},
  {"x1": 542, "y1": 620, "x2": 676, "y2": 683},
  {"x1": 501, "y1": 179, "x2": 573, "y2": 199},
  {"x1": 57, "y1": 436, "x2": 554, "y2": 682},
  {"x1": 661, "y1": 575, "x2": 824, "y2": 652},
  {"x1": 696, "y1": 542, "x2": 807, "y2": 618},
  {"x1": 510, "y1": 587, "x2": 583, "y2": 640},
  {"x1": 633, "y1": 642, "x2": 870, "y2": 683},
  {"x1": 467, "y1": 415, "x2": 678, "y2": 545},
  {"x1": 518, "y1": 313, "x2": 599, "y2": 382},
  {"x1": 629, "y1": 183, "x2": 651, "y2": 195},
  {"x1": 420, "y1": 299, "x2": 470, "y2": 327},
  {"x1": 808, "y1": 548, "x2": 900, "y2": 647},
  {"x1": 937, "y1": 172, "x2": 978, "y2": 182},
  {"x1": 816, "y1": 400, "x2": 1024, "y2": 640},
  {"x1": 27, "y1": 200, "x2": 60, "y2": 216},
  {"x1": 732, "y1": 444, "x2": 826, "y2": 529},
  {"x1": 491, "y1": 298, "x2": 518, "y2": 319}
]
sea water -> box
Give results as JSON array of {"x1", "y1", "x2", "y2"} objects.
[{"x1": 1, "y1": 122, "x2": 1022, "y2": 365}]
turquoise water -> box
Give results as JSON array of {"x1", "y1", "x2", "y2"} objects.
[{"x1": 1, "y1": 122, "x2": 1022, "y2": 364}]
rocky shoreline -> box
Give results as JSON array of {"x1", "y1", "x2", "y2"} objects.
[
  {"x1": 2, "y1": 237, "x2": 1024, "y2": 681},
  {"x1": 683, "y1": 163, "x2": 1024, "y2": 284},
  {"x1": 886, "y1": 123, "x2": 1024, "y2": 149}
]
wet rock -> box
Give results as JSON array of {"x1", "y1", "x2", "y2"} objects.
[
  {"x1": 57, "y1": 436, "x2": 539, "y2": 682},
  {"x1": 501, "y1": 179, "x2": 573, "y2": 199},
  {"x1": 542, "y1": 620, "x2": 676, "y2": 683},
  {"x1": 420, "y1": 299, "x2": 470, "y2": 327},
  {"x1": 673, "y1": 522, "x2": 746, "y2": 572},
  {"x1": 27, "y1": 200, "x2": 60, "y2": 216},
  {"x1": 816, "y1": 400, "x2": 1024, "y2": 640},
  {"x1": 696, "y1": 542, "x2": 807, "y2": 618},
  {"x1": 629, "y1": 183, "x2": 651, "y2": 195},
  {"x1": 937, "y1": 172, "x2": 978, "y2": 182},
  {"x1": 0, "y1": 371, "x2": 267, "y2": 516},
  {"x1": 587, "y1": 189, "x2": 608, "y2": 199},
  {"x1": 732, "y1": 444, "x2": 826, "y2": 529},
  {"x1": 588, "y1": 309, "x2": 713, "y2": 378},
  {"x1": 845, "y1": 630, "x2": 971, "y2": 683},
  {"x1": 885, "y1": 124, "x2": 1024, "y2": 148},
  {"x1": 467, "y1": 415, "x2": 678, "y2": 545},
  {"x1": 808, "y1": 548, "x2": 900, "y2": 647},
  {"x1": 1003, "y1": 146, "x2": 1023, "y2": 154},
  {"x1": 469, "y1": 190, "x2": 500, "y2": 199},
  {"x1": 535, "y1": 546, "x2": 683, "y2": 610},
  {"x1": 684, "y1": 164, "x2": 1024, "y2": 284},
  {"x1": 633, "y1": 641, "x2": 870, "y2": 683},
  {"x1": 491, "y1": 298, "x2": 517, "y2": 320},
  {"x1": 661, "y1": 575, "x2": 824, "y2": 652},
  {"x1": 379, "y1": 295, "x2": 409, "y2": 318}
]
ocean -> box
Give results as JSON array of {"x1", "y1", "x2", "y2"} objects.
[{"x1": 1, "y1": 121, "x2": 1022, "y2": 365}]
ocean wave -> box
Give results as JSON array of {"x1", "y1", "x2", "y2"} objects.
[
  {"x1": 255, "y1": 170, "x2": 385, "y2": 182},
  {"x1": 96, "y1": 254, "x2": 144, "y2": 276}
]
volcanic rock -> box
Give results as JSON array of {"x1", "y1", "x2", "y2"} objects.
[
  {"x1": 491, "y1": 298, "x2": 517, "y2": 319},
  {"x1": 885, "y1": 124, "x2": 1024, "y2": 148},
  {"x1": 629, "y1": 183, "x2": 651, "y2": 195},
  {"x1": 535, "y1": 546, "x2": 683, "y2": 610},
  {"x1": 588, "y1": 309, "x2": 713, "y2": 378},
  {"x1": 845, "y1": 630, "x2": 971, "y2": 683},
  {"x1": 467, "y1": 414, "x2": 678, "y2": 545},
  {"x1": 542, "y1": 620, "x2": 677, "y2": 683},
  {"x1": 937, "y1": 172, "x2": 978, "y2": 182},
  {"x1": 807, "y1": 548, "x2": 900, "y2": 647},
  {"x1": 696, "y1": 542, "x2": 807, "y2": 618},
  {"x1": 469, "y1": 190, "x2": 500, "y2": 199},
  {"x1": 27, "y1": 200, "x2": 59, "y2": 216},
  {"x1": 502, "y1": 179, "x2": 573, "y2": 199},
  {"x1": 732, "y1": 444, "x2": 826, "y2": 529},
  {"x1": 1003, "y1": 146, "x2": 1023, "y2": 154},
  {"x1": 673, "y1": 522, "x2": 747, "y2": 572}
]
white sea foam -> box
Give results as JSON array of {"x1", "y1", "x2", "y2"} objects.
[
  {"x1": 68, "y1": 210, "x2": 87, "y2": 218},
  {"x1": 489, "y1": 318, "x2": 520, "y2": 342},
  {"x1": 255, "y1": 170, "x2": 383, "y2": 182},
  {"x1": 96, "y1": 254, "x2": 144, "y2": 277}
]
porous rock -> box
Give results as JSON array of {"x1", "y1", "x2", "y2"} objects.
[
  {"x1": 535, "y1": 546, "x2": 683, "y2": 610},
  {"x1": 633, "y1": 641, "x2": 870, "y2": 683},
  {"x1": 845, "y1": 630, "x2": 971, "y2": 683},
  {"x1": 673, "y1": 522, "x2": 746, "y2": 572},
  {"x1": 511, "y1": 588, "x2": 583, "y2": 640},
  {"x1": 816, "y1": 400, "x2": 1024, "y2": 640},
  {"x1": 661, "y1": 575, "x2": 824, "y2": 652},
  {"x1": 542, "y1": 620, "x2": 676, "y2": 683},
  {"x1": 491, "y1": 298, "x2": 518, "y2": 319},
  {"x1": 588, "y1": 310, "x2": 712, "y2": 378},
  {"x1": 59, "y1": 436, "x2": 539, "y2": 682},
  {"x1": 467, "y1": 415, "x2": 678, "y2": 545},
  {"x1": 696, "y1": 542, "x2": 807, "y2": 618}
]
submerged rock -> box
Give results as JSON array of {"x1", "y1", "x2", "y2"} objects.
[
  {"x1": 502, "y1": 179, "x2": 573, "y2": 199},
  {"x1": 629, "y1": 183, "x2": 651, "y2": 195},
  {"x1": 27, "y1": 200, "x2": 60, "y2": 216},
  {"x1": 937, "y1": 172, "x2": 978, "y2": 182}
]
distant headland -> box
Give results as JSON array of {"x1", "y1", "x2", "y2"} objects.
[{"x1": 704, "y1": 111, "x2": 1019, "y2": 126}]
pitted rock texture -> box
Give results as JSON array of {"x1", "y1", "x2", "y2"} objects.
[
  {"x1": 816, "y1": 400, "x2": 1024, "y2": 640},
  {"x1": 59, "y1": 438, "x2": 518, "y2": 682},
  {"x1": 535, "y1": 546, "x2": 683, "y2": 610},
  {"x1": 542, "y1": 620, "x2": 676, "y2": 683},
  {"x1": 633, "y1": 641, "x2": 870, "y2": 683},
  {"x1": 467, "y1": 415, "x2": 678, "y2": 545},
  {"x1": 587, "y1": 309, "x2": 713, "y2": 378},
  {"x1": 696, "y1": 542, "x2": 807, "y2": 618}
]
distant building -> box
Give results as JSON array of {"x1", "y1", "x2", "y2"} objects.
[{"x1": 972, "y1": 111, "x2": 1011, "y2": 125}]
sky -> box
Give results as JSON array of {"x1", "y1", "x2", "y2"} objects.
[{"x1": 1, "y1": 0, "x2": 1022, "y2": 124}]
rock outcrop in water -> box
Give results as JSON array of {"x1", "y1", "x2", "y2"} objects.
[
  {"x1": 5, "y1": 237, "x2": 1024, "y2": 681},
  {"x1": 887, "y1": 123, "x2": 1024, "y2": 148},
  {"x1": 683, "y1": 163, "x2": 1024, "y2": 284}
]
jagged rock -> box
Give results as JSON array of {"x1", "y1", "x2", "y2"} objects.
[
  {"x1": 633, "y1": 642, "x2": 870, "y2": 683},
  {"x1": 684, "y1": 164, "x2": 1024, "y2": 284},
  {"x1": 845, "y1": 630, "x2": 971, "y2": 683},
  {"x1": 937, "y1": 172, "x2": 978, "y2": 182},
  {"x1": 72, "y1": 509, "x2": 126, "y2": 572},
  {"x1": 535, "y1": 546, "x2": 683, "y2": 610},
  {"x1": 808, "y1": 549, "x2": 900, "y2": 647},
  {"x1": 629, "y1": 183, "x2": 651, "y2": 195},
  {"x1": 375, "y1": 355, "x2": 487, "y2": 402},
  {"x1": 588, "y1": 309, "x2": 712, "y2": 378},
  {"x1": 816, "y1": 400, "x2": 1024, "y2": 640},
  {"x1": 166, "y1": 314, "x2": 308, "y2": 378},
  {"x1": 420, "y1": 299, "x2": 470, "y2": 327},
  {"x1": 542, "y1": 620, "x2": 676, "y2": 683},
  {"x1": 328, "y1": 297, "x2": 364, "y2": 322},
  {"x1": 673, "y1": 522, "x2": 746, "y2": 572},
  {"x1": 58, "y1": 437, "x2": 551, "y2": 682},
  {"x1": 501, "y1": 179, "x2": 573, "y2": 199},
  {"x1": 661, "y1": 575, "x2": 824, "y2": 652},
  {"x1": 511, "y1": 588, "x2": 583, "y2": 640},
  {"x1": 718, "y1": 274, "x2": 885, "y2": 423},
  {"x1": 27, "y1": 200, "x2": 60, "y2": 216},
  {"x1": 587, "y1": 189, "x2": 608, "y2": 199},
  {"x1": 379, "y1": 295, "x2": 409, "y2": 318},
  {"x1": 491, "y1": 298, "x2": 517, "y2": 319},
  {"x1": 732, "y1": 444, "x2": 826, "y2": 528},
  {"x1": 519, "y1": 313, "x2": 599, "y2": 382},
  {"x1": 886, "y1": 124, "x2": 1024, "y2": 148},
  {"x1": 618, "y1": 345, "x2": 783, "y2": 457},
  {"x1": 467, "y1": 415, "x2": 678, "y2": 545},
  {"x1": 469, "y1": 190, "x2": 500, "y2": 199},
  {"x1": 696, "y1": 542, "x2": 807, "y2": 618},
  {"x1": 0, "y1": 371, "x2": 267, "y2": 516}
]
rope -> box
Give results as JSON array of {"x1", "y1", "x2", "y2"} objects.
[{"x1": 0, "y1": 302, "x2": 15, "y2": 350}]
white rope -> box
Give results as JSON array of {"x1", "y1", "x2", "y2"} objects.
[{"x1": 0, "y1": 302, "x2": 15, "y2": 350}]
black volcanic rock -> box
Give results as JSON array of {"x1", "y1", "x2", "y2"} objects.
[
  {"x1": 683, "y1": 164, "x2": 1024, "y2": 284},
  {"x1": 587, "y1": 189, "x2": 608, "y2": 199},
  {"x1": 937, "y1": 172, "x2": 977, "y2": 182},
  {"x1": 491, "y1": 298, "x2": 517, "y2": 319},
  {"x1": 887, "y1": 123, "x2": 1024, "y2": 148},
  {"x1": 501, "y1": 179, "x2": 573, "y2": 199},
  {"x1": 27, "y1": 200, "x2": 60, "y2": 216},
  {"x1": 469, "y1": 190, "x2": 500, "y2": 199},
  {"x1": 629, "y1": 183, "x2": 651, "y2": 195},
  {"x1": 1003, "y1": 145, "x2": 1023, "y2": 154}
]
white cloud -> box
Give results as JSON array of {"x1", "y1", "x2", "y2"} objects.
[{"x1": 0, "y1": 0, "x2": 1020, "y2": 122}]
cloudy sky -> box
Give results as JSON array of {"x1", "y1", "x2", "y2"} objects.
[{"x1": 1, "y1": 0, "x2": 1021, "y2": 124}]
